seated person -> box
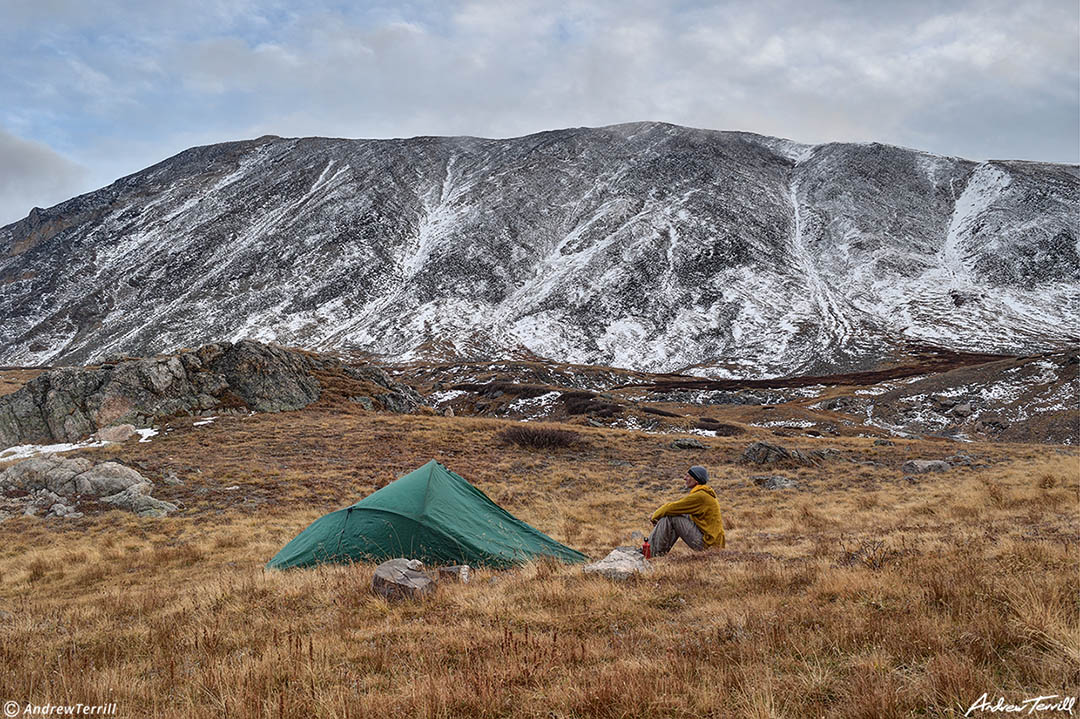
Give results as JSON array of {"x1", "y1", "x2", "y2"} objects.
[{"x1": 647, "y1": 465, "x2": 725, "y2": 556}]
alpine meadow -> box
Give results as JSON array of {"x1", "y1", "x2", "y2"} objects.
[{"x1": 1, "y1": 1, "x2": 1078, "y2": 717}]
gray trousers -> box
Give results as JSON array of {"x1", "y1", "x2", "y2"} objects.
[{"x1": 648, "y1": 515, "x2": 704, "y2": 556}]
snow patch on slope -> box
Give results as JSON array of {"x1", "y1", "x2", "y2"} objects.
[{"x1": 940, "y1": 163, "x2": 1011, "y2": 284}]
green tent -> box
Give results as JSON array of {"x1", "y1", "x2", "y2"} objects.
[{"x1": 267, "y1": 460, "x2": 586, "y2": 570}]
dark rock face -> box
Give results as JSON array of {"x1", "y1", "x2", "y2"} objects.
[
  {"x1": 1, "y1": 123, "x2": 1076, "y2": 377},
  {"x1": 0, "y1": 340, "x2": 419, "y2": 446},
  {"x1": 741, "y1": 441, "x2": 815, "y2": 466}
]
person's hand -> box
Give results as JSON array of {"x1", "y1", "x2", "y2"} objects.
[{"x1": 650, "y1": 517, "x2": 658, "y2": 525}]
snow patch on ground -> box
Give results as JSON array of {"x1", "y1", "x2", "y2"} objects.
[
  {"x1": 752, "y1": 419, "x2": 817, "y2": 429},
  {"x1": 854, "y1": 384, "x2": 894, "y2": 396},
  {"x1": 428, "y1": 390, "x2": 467, "y2": 404},
  {"x1": 507, "y1": 391, "x2": 562, "y2": 419},
  {"x1": 787, "y1": 385, "x2": 827, "y2": 398},
  {"x1": 0, "y1": 439, "x2": 108, "y2": 461}
]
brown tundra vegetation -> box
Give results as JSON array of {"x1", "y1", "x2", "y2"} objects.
[{"x1": 0, "y1": 370, "x2": 1077, "y2": 718}]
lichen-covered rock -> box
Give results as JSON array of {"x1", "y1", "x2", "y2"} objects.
[
  {"x1": 48, "y1": 502, "x2": 81, "y2": 518},
  {"x1": 0, "y1": 455, "x2": 93, "y2": 495},
  {"x1": 341, "y1": 366, "x2": 423, "y2": 414},
  {"x1": 0, "y1": 455, "x2": 141, "y2": 498},
  {"x1": 671, "y1": 437, "x2": 706, "y2": 450},
  {"x1": 74, "y1": 462, "x2": 147, "y2": 496},
  {"x1": 0, "y1": 457, "x2": 173, "y2": 519},
  {"x1": 100, "y1": 482, "x2": 178, "y2": 517},
  {"x1": 377, "y1": 388, "x2": 422, "y2": 414},
  {"x1": 901, "y1": 459, "x2": 951, "y2": 474},
  {"x1": 215, "y1": 341, "x2": 321, "y2": 413}
]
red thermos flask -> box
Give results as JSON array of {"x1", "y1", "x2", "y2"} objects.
[{"x1": 642, "y1": 539, "x2": 651, "y2": 559}]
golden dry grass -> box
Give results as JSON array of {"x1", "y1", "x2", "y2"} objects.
[
  {"x1": 0, "y1": 369, "x2": 43, "y2": 397},
  {"x1": 0, "y1": 408, "x2": 1077, "y2": 718}
]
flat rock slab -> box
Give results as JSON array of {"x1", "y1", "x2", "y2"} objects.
[
  {"x1": 372, "y1": 558, "x2": 437, "y2": 600},
  {"x1": 671, "y1": 437, "x2": 706, "y2": 450},
  {"x1": 751, "y1": 475, "x2": 798, "y2": 490},
  {"x1": 902, "y1": 460, "x2": 951, "y2": 474},
  {"x1": 583, "y1": 548, "x2": 652, "y2": 581}
]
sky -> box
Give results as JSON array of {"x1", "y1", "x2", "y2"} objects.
[{"x1": 1, "y1": 0, "x2": 1078, "y2": 225}]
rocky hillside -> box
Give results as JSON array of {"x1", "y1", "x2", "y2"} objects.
[
  {"x1": 400, "y1": 348, "x2": 1077, "y2": 445},
  {"x1": 1, "y1": 123, "x2": 1077, "y2": 377}
]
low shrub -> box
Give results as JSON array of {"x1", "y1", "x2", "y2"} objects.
[
  {"x1": 561, "y1": 393, "x2": 622, "y2": 417},
  {"x1": 498, "y1": 425, "x2": 581, "y2": 449},
  {"x1": 696, "y1": 418, "x2": 744, "y2": 435},
  {"x1": 642, "y1": 406, "x2": 682, "y2": 418}
]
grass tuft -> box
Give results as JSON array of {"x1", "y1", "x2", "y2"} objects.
[{"x1": 498, "y1": 424, "x2": 582, "y2": 449}]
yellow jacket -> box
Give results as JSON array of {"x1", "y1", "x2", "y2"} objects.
[{"x1": 651, "y1": 484, "x2": 725, "y2": 548}]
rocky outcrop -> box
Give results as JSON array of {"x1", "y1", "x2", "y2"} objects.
[
  {"x1": 338, "y1": 365, "x2": 424, "y2": 414},
  {"x1": 741, "y1": 441, "x2": 816, "y2": 466},
  {"x1": 0, "y1": 455, "x2": 176, "y2": 519},
  {"x1": 0, "y1": 340, "x2": 421, "y2": 446},
  {"x1": 0, "y1": 456, "x2": 148, "y2": 496},
  {"x1": 100, "y1": 483, "x2": 178, "y2": 517}
]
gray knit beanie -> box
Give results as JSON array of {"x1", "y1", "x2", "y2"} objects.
[{"x1": 687, "y1": 465, "x2": 708, "y2": 484}]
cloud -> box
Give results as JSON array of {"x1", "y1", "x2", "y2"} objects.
[
  {"x1": 0, "y1": 0, "x2": 1075, "y2": 220},
  {"x1": 0, "y1": 129, "x2": 88, "y2": 226}
]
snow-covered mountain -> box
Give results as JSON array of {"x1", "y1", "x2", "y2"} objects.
[{"x1": 1, "y1": 122, "x2": 1077, "y2": 377}]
